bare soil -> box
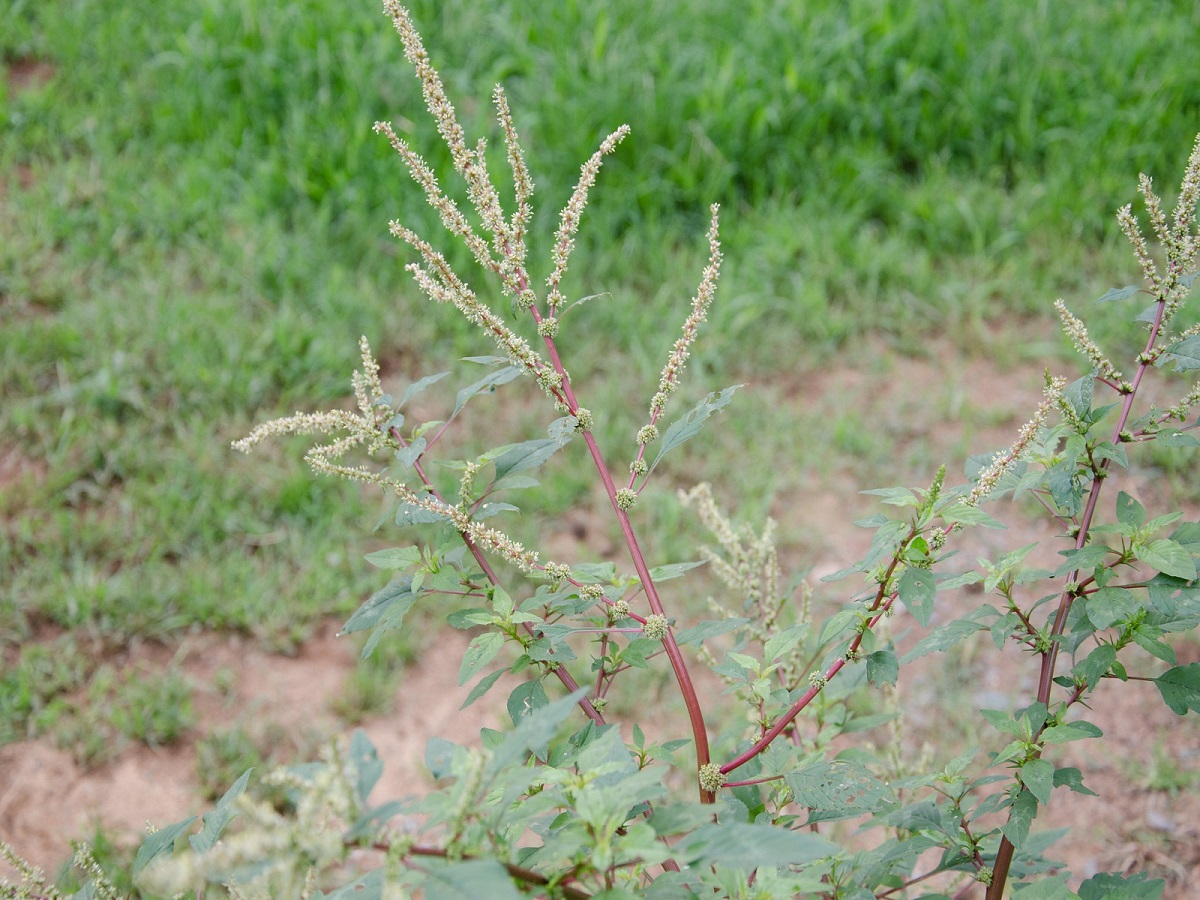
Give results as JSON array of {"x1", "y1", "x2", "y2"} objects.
[{"x1": 3, "y1": 343, "x2": 1199, "y2": 895}]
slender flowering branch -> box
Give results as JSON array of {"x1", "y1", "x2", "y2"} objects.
[
  {"x1": 630, "y1": 206, "x2": 723, "y2": 491},
  {"x1": 546, "y1": 126, "x2": 631, "y2": 312},
  {"x1": 988, "y1": 137, "x2": 1200, "y2": 900}
]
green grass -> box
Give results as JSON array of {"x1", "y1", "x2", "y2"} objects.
[{"x1": 3, "y1": 0, "x2": 1199, "y2": 783}]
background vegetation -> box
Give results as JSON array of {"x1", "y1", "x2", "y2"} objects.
[{"x1": 3, "y1": 0, "x2": 1200, "y2": 887}]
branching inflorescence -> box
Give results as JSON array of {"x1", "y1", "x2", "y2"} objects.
[{"x1": 208, "y1": 6, "x2": 1200, "y2": 899}]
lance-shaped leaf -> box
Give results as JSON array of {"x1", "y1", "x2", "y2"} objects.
[
  {"x1": 645, "y1": 559, "x2": 707, "y2": 581},
  {"x1": 1095, "y1": 284, "x2": 1142, "y2": 303},
  {"x1": 459, "y1": 632, "x2": 505, "y2": 685},
  {"x1": 452, "y1": 365, "x2": 523, "y2": 418},
  {"x1": 487, "y1": 438, "x2": 568, "y2": 491},
  {"x1": 133, "y1": 814, "x2": 197, "y2": 877},
  {"x1": 190, "y1": 768, "x2": 253, "y2": 853},
  {"x1": 673, "y1": 617, "x2": 749, "y2": 646},
  {"x1": 490, "y1": 687, "x2": 585, "y2": 772},
  {"x1": 399, "y1": 370, "x2": 451, "y2": 408},
  {"x1": 364, "y1": 546, "x2": 423, "y2": 570},
  {"x1": 901, "y1": 612, "x2": 990, "y2": 663},
  {"x1": 461, "y1": 668, "x2": 506, "y2": 710},
  {"x1": 646, "y1": 385, "x2": 742, "y2": 477},
  {"x1": 341, "y1": 577, "x2": 420, "y2": 659}
]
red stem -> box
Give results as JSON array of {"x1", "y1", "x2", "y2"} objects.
[
  {"x1": 721, "y1": 592, "x2": 900, "y2": 776},
  {"x1": 533, "y1": 308, "x2": 714, "y2": 801},
  {"x1": 987, "y1": 289, "x2": 1170, "y2": 899}
]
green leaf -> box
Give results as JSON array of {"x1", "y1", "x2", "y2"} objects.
[
  {"x1": 395, "y1": 436, "x2": 427, "y2": 467},
  {"x1": 1095, "y1": 284, "x2": 1142, "y2": 303},
  {"x1": 900, "y1": 615, "x2": 988, "y2": 663},
  {"x1": 395, "y1": 501, "x2": 451, "y2": 527},
  {"x1": 646, "y1": 560, "x2": 707, "y2": 581},
  {"x1": 461, "y1": 668, "x2": 506, "y2": 710},
  {"x1": 1074, "y1": 643, "x2": 1117, "y2": 689},
  {"x1": 452, "y1": 366, "x2": 522, "y2": 417},
  {"x1": 572, "y1": 561, "x2": 618, "y2": 582},
  {"x1": 980, "y1": 708, "x2": 1023, "y2": 737},
  {"x1": 860, "y1": 486, "x2": 919, "y2": 507},
  {"x1": 473, "y1": 501, "x2": 520, "y2": 520},
  {"x1": 1078, "y1": 872, "x2": 1165, "y2": 900},
  {"x1": 423, "y1": 860, "x2": 523, "y2": 900},
  {"x1": 648, "y1": 385, "x2": 742, "y2": 476},
  {"x1": 1011, "y1": 874, "x2": 1075, "y2": 899},
  {"x1": 1131, "y1": 626, "x2": 1176, "y2": 665},
  {"x1": 1170, "y1": 521, "x2": 1200, "y2": 554},
  {"x1": 866, "y1": 650, "x2": 899, "y2": 687},
  {"x1": 818, "y1": 608, "x2": 861, "y2": 645},
  {"x1": 491, "y1": 686, "x2": 583, "y2": 772},
  {"x1": 842, "y1": 711, "x2": 897, "y2": 734},
  {"x1": 1053, "y1": 545, "x2": 1112, "y2": 577},
  {"x1": 1115, "y1": 491, "x2": 1146, "y2": 528},
  {"x1": 1041, "y1": 720, "x2": 1103, "y2": 743},
  {"x1": 363, "y1": 546, "x2": 423, "y2": 570},
  {"x1": 940, "y1": 501, "x2": 1005, "y2": 529},
  {"x1": 1000, "y1": 788, "x2": 1037, "y2": 849},
  {"x1": 133, "y1": 815, "x2": 197, "y2": 877},
  {"x1": 400, "y1": 371, "x2": 451, "y2": 408},
  {"x1": 341, "y1": 578, "x2": 419, "y2": 659},
  {"x1": 785, "y1": 759, "x2": 894, "y2": 822},
  {"x1": 1147, "y1": 575, "x2": 1200, "y2": 618},
  {"x1": 314, "y1": 873, "x2": 384, "y2": 900},
  {"x1": 347, "y1": 730, "x2": 383, "y2": 805},
  {"x1": 317, "y1": 870, "x2": 385, "y2": 899},
  {"x1": 546, "y1": 415, "x2": 578, "y2": 444},
  {"x1": 898, "y1": 567, "x2": 936, "y2": 627},
  {"x1": 674, "y1": 822, "x2": 834, "y2": 868},
  {"x1": 1046, "y1": 458, "x2": 1084, "y2": 515},
  {"x1": 1020, "y1": 758, "x2": 1054, "y2": 805},
  {"x1": 673, "y1": 617, "x2": 749, "y2": 646},
  {"x1": 1138, "y1": 539, "x2": 1197, "y2": 581},
  {"x1": 459, "y1": 633, "x2": 504, "y2": 685},
  {"x1": 1154, "y1": 663, "x2": 1200, "y2": 714},
  {"x1": 1086, "y1": 587, "x2": 1140, "y2": 630},
  {"x1": 763, "y1": 623, "x2": 808, "y2": 662},
  {"x1": 648, "y1": 802, "x2": 719, "y2": 838},
  {"x1": 1053, "y1": 766, "x2": 1098, "y2": 796},
  {"x1": 424, "y1": 736, "x2": 458, "y2": 780},
  {"x1": 1064, "y1": 375, "x2": 1094, "y2": 419},
  {"x1": 506, "y1": 679, "x2": 550, "y2": 726},
  {"x1": 1160, "y1": 334, "x2": 1200, "y2": 372},
  {"x1": 490, "y1": 584, "x2": 513, "y2": 619},
  {"x1": 489, "y1": 438, "x2": 568, "y2": 489},
  {"x1": 1157, "y1": 428, "x2": 1200, "y2": 448}
]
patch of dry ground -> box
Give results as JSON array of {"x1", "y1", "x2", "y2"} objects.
[
  {"x1": 0, "y1": 628, "x2": 500, "y2": 882},
  {"x1": 3, "y1": 342, "x2": 1199, "y2": 896}
]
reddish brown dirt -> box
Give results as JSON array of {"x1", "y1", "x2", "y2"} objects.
[{"x1": 0, "y1": 628, "x2": 500, "y2": 882}]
